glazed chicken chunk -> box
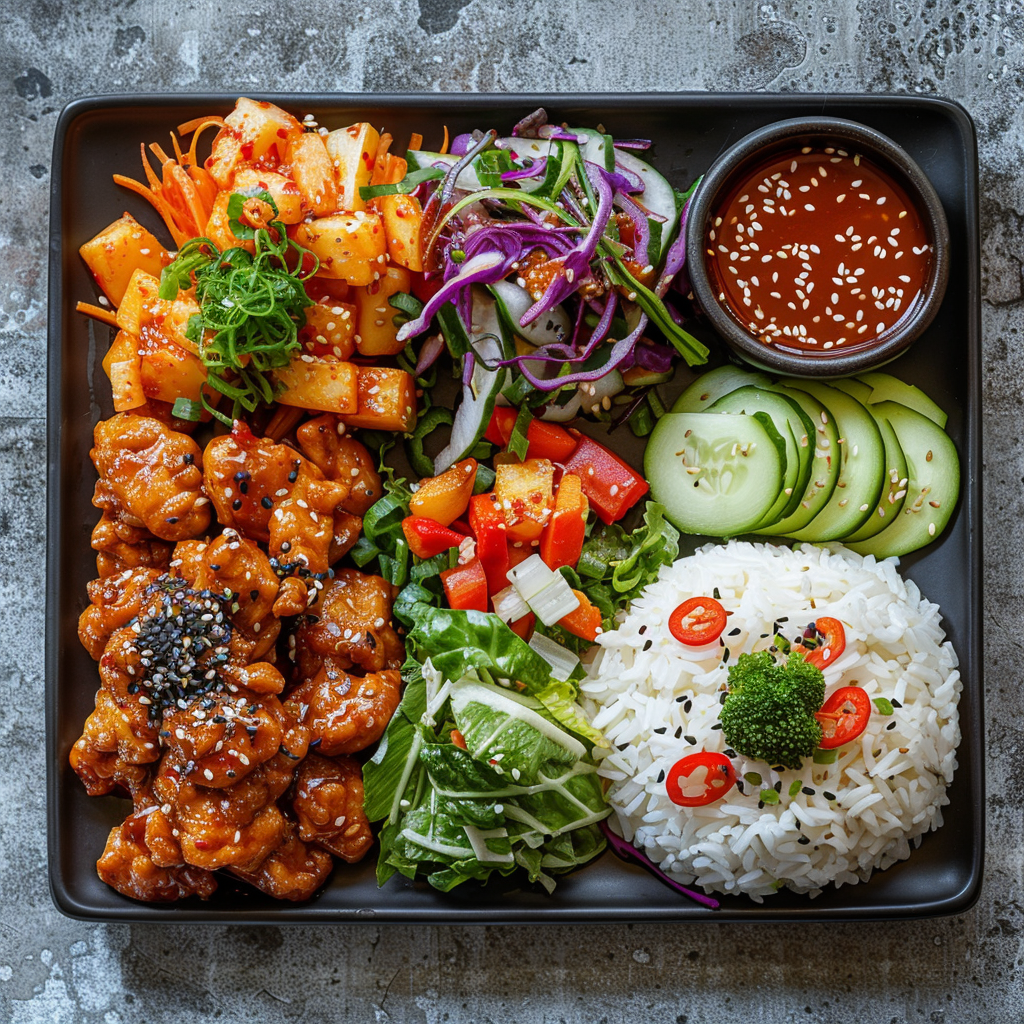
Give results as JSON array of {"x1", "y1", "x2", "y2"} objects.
[
  {"x1": 291, "y1": 753, "x2": 374, "y2": 864},
  {"x1": 90, "y1": 414, "x2": 210, "y2": 541}
]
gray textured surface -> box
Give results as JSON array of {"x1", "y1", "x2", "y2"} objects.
[{"x1": 2, "y1": 0, "x2": 1022, "y2": 1020}]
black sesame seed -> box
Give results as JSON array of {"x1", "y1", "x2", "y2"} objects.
[
  {"x1": 711, "y1": 723, "x2": 723, "y2": 730},
  {"x1": 675, "y1": 695, "x2": 686, "y2": 703},
  {"x1": 638, "y1": 624, "x2": 647, "y2": 635},
  {"x1": 308, "y1": 738, "x2": 321, "y2": 749},
  {"x1": 723, "y1": 749, "x2": 737, "y2": 759},
  {"x1": 232, "y1": 499, "x2": 242, "y2": 511},
  {"x1": 288, "y1": 469, "x2": 299, "y2": 483},
  {"x1": 728, "y1": 627, "x2": 741, "y2": 636},
  {"x1": 823, "y1": 791, "x2": 836, "y2": 801},
  {"x1": 674, "y1": 727, "x2": 683, "y2": 739},
  {"x1": 653, "y1": 726, "x2": 667, "y2": 735},
  {"x1": 616, "y1": 742, "x2": 629, "y2": 751},
  {"x1": 721, "y1": 648, "x2": 730, "y2": 664},
  {"x1": 239, "y1": 481, "x2": 248, "y2": 494},
  {"x1": 886, "y1": 721, "x2": 897, "y2": 730},
  {"x1": 183, "y1": 453, "x2": 194, "y2": 465},
  {"x1": 891, "y1": 699, "x2": 902, "y2": 709},
  {"x1": 773, "y1": 780, "x2": 782, "y2": 792},
  {"x1": 656, "y1": 769, "x2": 665, "y2": 784},
  {"x1": 797, "y1": 835, "x2": 810, "y2": 845},
  {"x1": 712, "y1": 587, "x2": 721, "y2": 599},
  {"x1": 684, "y1": 735, "x2": 697, "y2": 746},
  {"x1": 642, "y1": 640, "x2": 652, "y2": 652},
  {"x1": 801, "y1": 787, "x2": 815, "y2": 796},
  {"x1": 261, "y1": 496, "x2": 273, "y2": 509},
  {"x1": 719, "y1": 692, "x2": 728, "y2": 705},
  {"x1": 250, "y1": 589, "x2": 259, "y2": 602},
  {"x1": 281, "y1": 541, "x2": 291, "y2": 553},
  {"x1": 683, "y1": 699, "x2": 692, "y2": 714},
  {"x1": 226, "y1": 770, "x2": 236, "y2": 778}
]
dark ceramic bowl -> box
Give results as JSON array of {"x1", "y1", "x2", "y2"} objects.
[{"x1": 685, "y1": 116, "x2": 950, "y2": 378}]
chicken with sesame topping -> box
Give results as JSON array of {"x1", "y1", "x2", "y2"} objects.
[
  {"x1": 228, "y1": 825, "x2": 334, "y2": 902},
  {"x1": 91, "y1": 511, "x2": 173, "y2": 578},
  {"x1": 290, "y1": 753, "x2": 374, "y2": 864},
  {"x1": 90, "y1": 414, "x2": 211, "y2": 541}
]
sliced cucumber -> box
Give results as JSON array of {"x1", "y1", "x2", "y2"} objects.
[
  {"x1": 671, "y1": 364, "x2": 772, "y2": 414},
  {"x1": 570, "y1": 129, "x2": 615, "y2": 172},
  {"x1": 707, "y1": 386, "x2": 810, "y2": 526},
  {"x1": 829, "y1": 377, "x2": 874, "y2": 405},
  {"x1": 856, "y1": 372, "x2": 948, "y2": 429},
  {"x1": 489, "y1": 279, "x2": 571, "y2": 349},
  {"x1": 845, "y1": 401, "x2": 960, "y2": 558},
  {"x1": 645, "y1": 412, "x2": 784, "y2": 537},
  {"x1": 407, "y1": 139, "x2": 562, "y2": 195},
  {"x1": 842, "y1": 416, "x2": 910, "y2": 542},
  {"x1": 613, "y1": 148, "x2": 679, "y2": 265},
  {"x1": 756, "y1": 386, "x2": 840, "y2": 536},
  {"x1": 433, "y1": 287, "x2": 510, "y2": 474},
  {"x1": 785, "y1": 382, "x2": 885, "y2": 541}
]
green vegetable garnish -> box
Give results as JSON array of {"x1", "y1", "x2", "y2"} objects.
[
  {"x1": 158, "y1": 189, "x2": 319, "y2": 426},
  {"x1": 718, "y1": 651, "x2": 826, "y2": 770},
  {"x1": 872, "y1": 697, "x2": 895, "y2": 716}
]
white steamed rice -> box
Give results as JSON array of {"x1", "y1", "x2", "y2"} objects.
[{"x1": 579, "y1": 541, "x2": 961, "y2": 901}]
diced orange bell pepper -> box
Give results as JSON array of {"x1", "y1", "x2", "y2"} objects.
[
  {"x1": 401, "y1": 516, "x2": 464, "y2": 560},
  {"x1": 441, "y1": 557, "x2": 488, "y2": 612},
  {"x1": 558, "y1": 590, "x2": 602, "y2": 642},
  {"x1": 468, "y1": 493, "x2": 509, "y2": 594},
  {"x1": 563, "y1": 435, "x2": 648, "y2": 524},
  {"x1": 408, "y1": 458, "x2": 477, "y2": 527},
  {"x1": 484, "y1": 407, "x2": 578, "y2": 462},
  {"x1": 539, "y1": 474, "x2": 589, "y2": 570},
  {"x1": 509, "y1": 613, "x2": 536, "y2": 640},
  {"x1": 494, "y1": 458, "x2": 555, "y2": 543}
]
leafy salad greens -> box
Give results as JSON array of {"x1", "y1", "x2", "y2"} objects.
[{"x1": 358, "y1": 454, "x2": 682, "y2": 892}]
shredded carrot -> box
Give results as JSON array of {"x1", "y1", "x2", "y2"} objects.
[
  {"x1": 439, "y1": 125, "x2": 449, "y2": 155},
  {"x1": 177, "y1": 114, "x2": 226, "y2": 136},
  {"x1": 186, "y1": 119, "x2": 225, "y2": 170},
  {"x1": 76, "y1": 301, "x2": 119, "y2": 328},
  {"x1": 408, "y1": 131, "x2": 423, "y2": 151},
  {"x1": 369, "y1": 133, "x2": 394, "y2": 186},
  {"x1": 263, "y1": 404, "x2": 304, "y2": 441}
]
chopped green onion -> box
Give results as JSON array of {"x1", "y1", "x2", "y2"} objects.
[
  {"x1": 507, "y1": 406, "x2": 532, "y2": 461},
  {"x1": 406, "y1": 406, "x2": 454, "y2": 478},
  {"x1": 171, "y1": 397, "x2": 203, "y2": 422},
  {"x1": 358, "y1": 166, "x2": 446, "y2": 201},
  {"x1": 872, "y1": 697, "x2": 894, "y2": 716},
  {"x1": 473, "y1": 464, "x2": 496, "y2": 494},
  {"x1": 389, "y1": 290, "x2": 425, "y2": 329},
  {"x1": 628, "y1": 401, "x2": 655, "y2": 437},
  {"x1": 743, "y1": 772, "x2": 762, "y2": 786},
  {"x1": 812, "y1": 748, "x2": 838, "y2": 765},
  {"x1": 760, "y1": 789, "x2": 780, "y2": 805},
  {"x1": 788, "y1": 779, "x2": 802, "y2": 798}
]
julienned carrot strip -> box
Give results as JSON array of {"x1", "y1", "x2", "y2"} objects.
[{"x1": 75, "y1": 301, "x2": 119, "y2": 328}]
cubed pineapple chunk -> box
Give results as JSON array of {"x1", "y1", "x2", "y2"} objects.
[
  {"x1": 274, "y1": 357, "x2": 358, "y2": 414},
  {"x1": 339, "y1": 366, "x2": 416, "y2": 432},
  {"x1": 291, "y1": 213, "x2": 386, "y2": 286},
  {"x1": 286, "y1": 132, "x2": 339, "y2": 217},
  {"x1": 299, "y1": 301, "x2": 357, "y2": 359},
  {"x1": 232, "y1": 168, "x2": 304, "y2": 224},
  {"x1": 205, "y1": 97, "x2": 304, "y2": 189},
  {"x1": 354, "y1": 265, "x2": 412, "y2": 357},
  {"x1": 382, "y1": 194, "x2": 425, "y2": 272},
  {"x1": 494, "y1": 459, "x2": 555, "y2": 542},
  {"x1": 324, "y1": 123, "x2": 379, "y2": 212},
  {"x1": 79, "y1": 213, "x2": 165, "y2": 306}
]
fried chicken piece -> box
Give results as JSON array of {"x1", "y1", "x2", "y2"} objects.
[
  {"x1": 97, "y1": 810, "x2": 217, "y2": 902},
  {"x1": 291, "y1": 753, "x2": 373, "y2": 863},
  {"x1": 169, "y1": 531, "x2": 280, "y2": 653},
  {"x1": 161, "y1": 687, "x2": 306, "y2": 789},
  {"x1": 229, "y1": 825, "x2": 333, "y2": 902},
  {"x1": 297, "y1": 416, "x2": 382, "y2": 515},
  {"x1": 91, "y1": 414, "x2": 210, "y2": 541},
  {"x1": 91, "y1": 511, "x2": 173, "y2": 578},
  {"x1": 153, "y1": 750, "x2": 297, "y2": 871},
  {"x1": 78, "y1": 567, "x2": 164, "y2": 661},
  {"x1": 294, "y1": 570, "x2": 403, "y2": 676},
  {"x1": 288, "y1": 658, "x2": 401, "y2": 756},
  {"x1": 69, "y1": 688, "x2": 154, "y2": 797}
]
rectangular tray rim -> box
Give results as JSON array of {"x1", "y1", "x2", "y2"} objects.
[{"x1": 46, "y1": 90, "x2": 984, "y2": 924}]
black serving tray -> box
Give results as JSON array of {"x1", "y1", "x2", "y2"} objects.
[{"x1": 47, "y1": 93, "x2": 983, "y2": 922}]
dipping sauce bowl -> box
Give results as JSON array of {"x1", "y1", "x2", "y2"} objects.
[{"x1": 685, "y1": 117, "x2": 950, "y2": 377}]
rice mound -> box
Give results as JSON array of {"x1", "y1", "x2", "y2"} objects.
[{"x1": 580, "y1": 540, "x2": 961, "y2": 901}]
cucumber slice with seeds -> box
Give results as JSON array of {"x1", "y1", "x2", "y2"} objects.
[
  {"x1": 845, "y1": 401, "x2": 960, "y2": 558},
  {"x1": 672, "y1": 364, "x2": 772, "y2": 414},
  {"x1": 645, "y1": 412, "x2": 783, "y2": 537},
  {"x1": 784, "y1": 381, "x2": 885, "y2": 541},
  {"x1": 842, "y1": 417, "x2": 909, "y2": 542}
]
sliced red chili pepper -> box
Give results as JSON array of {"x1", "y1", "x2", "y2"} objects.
[
  {"x1": 668, "y1": 596, "x2": 728, "y2": 646},
  {"x1": 666, "y1": 752, "x2": 737, "y2": 807},
  {"x1": 815, "y1": 686, "x2": 871, "y2": 749},
  {"x1": 796, "y1": 616, "x2": 847, "y2": 670}
]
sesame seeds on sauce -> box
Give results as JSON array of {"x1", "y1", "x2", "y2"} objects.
[{"x1": 705, "y1": 147, "x2": 933, "y2": 354}]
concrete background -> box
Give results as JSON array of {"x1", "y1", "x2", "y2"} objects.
[{"x1": 2, "y1": 0, "x2": 1022, "y2": 1020}]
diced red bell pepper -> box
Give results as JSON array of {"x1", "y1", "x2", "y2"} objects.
[
  {"x1": 508, "y1": 612, "x2": 535, "y2": 640},
  {"x1": 558, "y1": 590, "x2": 602, "y2": 642},
  {"x1": 507, "y1": 542, "x2": 534, "y2": 570},
  {"x1": 484, "y1": 406, "x2": 518, "y2": 445},
  {"x1": 484, "y1": 407, "x2": 577, "y2": 462},
  {"x1": 563, "y1": 434, "x2": 648, "y2": 524},
  {"x1": 468, "y1": 493, "x2": 509, "y2": 594},
  {"x1": 401, "y1": 516, "x2": 464, "y2": 560},
  {"x1": 539, "y1": 473, "x2": 588, "y2": 569},
  {"x1": 441, "y1": 556, "x2": 488, "y2": 612}
]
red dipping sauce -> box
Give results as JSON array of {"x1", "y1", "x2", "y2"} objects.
[{"x1": 704, "y1": 146, "x2": 933, "y2": 355}]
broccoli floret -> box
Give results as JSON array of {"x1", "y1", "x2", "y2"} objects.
[{"x1": 718, "y1": 651, "x2": 825, "y2": 770}]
